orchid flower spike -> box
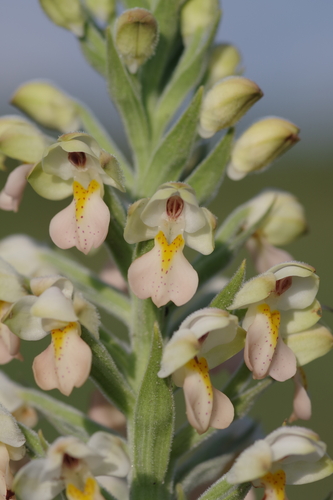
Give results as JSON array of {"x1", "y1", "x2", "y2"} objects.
[
  {"x1": 0, "y1": 403, "x2": 26, "y2": 499},
  {"x1": 226, "y1": 426, "x2": 333, "y2": 500},
  {"x1": 13, "y1": 432, "x2": 130, "y2": 500},
  {"x1": 28, "y1": 132, "x2": 125, "y2": 254},
  {"x1": 5, "y1": 275, "x2": 100, "y2": 396},
  {"x1": 158, "y1": 307, "x2": 246, "y2": 434},
  {"x1": 229, "y1": 261, "x2": 322, "y2": 382},
  {"x1": 124, "y1": 182, "x2": 216, "y2": 307},
  {"x1": 243, "y1": 190, "x2": 307, "y2": 273}
]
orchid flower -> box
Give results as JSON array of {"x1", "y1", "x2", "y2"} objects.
[
  {"x1": 0, "y1": 372, "x2": 38, "y2": 428},
  {"x1": 4, "y1": 275, "x2": 100, "y2": 396},
  {"x1": 13, "y1": 432, "x2": 130, "y2": 500},
  {"x1": 243, "y1": 190, "x2": 307, "y2": 273},
  {"x1": 0, "y1": 403, "x2": 26, "y2": 500},
  {"x1": 226, "y1": 426, "x2": 333, "y2": 500},
  {"x1": 28, "y1": 132, "x2": 125, "y2": 254},
  {"x1": 124, "y1": 182, "x2": 216, "y2": 307},
  {"x1": 228, "y1": 262, "x2": 322, "y2": 382},
  {"x1": 158, "y1": 308, "x2": 245, "y2": 434}
]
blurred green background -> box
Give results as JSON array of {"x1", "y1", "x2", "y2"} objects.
[{"x1": 1, "y1": 1, "x2": 333, "y2": 499}]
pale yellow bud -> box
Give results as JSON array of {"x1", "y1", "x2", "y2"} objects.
[
  {"x1": 11, "y1": 81, "x2": 80, "y2": 133},
  {"x1": 228, "y1": 117, "x2": 300, "y2": 180},
  {"x1": 199, "y1": 77, "x2": 263, "y2": 139},
  {"x1": 181, "y1": 0, "x2": 220, "y2": 45},
  {"x1": 245, "y1": 190, "x2": 307, "y2": 246},
  {"x1": 206, "y1": 44, "x2": 242, "y2": 88},
  {"x1": 85, "y1": 0, "x2": 115, "y2": 24},
  {"x1": 39, "y1": 0, "x2": 85, "y2": 37},
  {"x1": 115, "y1": 8, "x2": 159, "y2": 74},
  {"x1": 0, "y1": 116, "x2": 49, "y2": 164}
]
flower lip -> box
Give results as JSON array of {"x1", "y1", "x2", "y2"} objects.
[
  {"x1": 67, "y1": 151, "x2": 87, "y2": 169},
  {"x1": 166, "y1": 195, "x2": 184, "y2": 220}
]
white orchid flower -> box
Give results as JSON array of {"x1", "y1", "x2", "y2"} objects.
[
  {"x1": 226, "y1": 426, "x2": 333, "y2": 500},
  {"x1": 28, "y1": 132, "x2": 125, "y2": 254},
  {"x1": 13, "y1": 432, "x2": 130, "y2": 500},
  {"x1": 0, "y1": 403, "x2": 26, "y2": 499},
  {"x1": 158, "y1": 308, "x2": 245, "y2": 434},
  {"x1": 124, "y1": 182, "x2": 216, "y2": 307},
  {"x1": 229, "y1": 262, "x2": 323, "y2": 382}
]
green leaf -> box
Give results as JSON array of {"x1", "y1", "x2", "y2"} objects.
[
  {"x1": 153, "y1": 17, "x2": 220, "y2": 141},
  {"x1": 80, "y1": 22, "x2": 107, "y2": 76},
  {"x1": 130, "y1": 323, "x2": 175, "y2": 500},
  {"x1": 186, "y1": 128, "x2": 234, "y2": 205},
  {"x1": 103, "y1": 187, "x2": 134, "y2": 279},
  {"x1": 18, "y1": 387, "x2": 112, "y2": 440},
  {"x1": 198, "y1": 477, "x2": 251, "y2": 500},
  {"x1": 142, "y1": 0, "x2": 180, "y2": 107},
  {"x1": 139, "y1": 87, "x2": 203, "y2": 196},
  {"x1": 210, "y1": 260, "x2": 246, "y2": 310},
  {"x1": 81, "y1": 328, "x2": 136, "y2": 416},
  {"x1": 74, "y1": 102, "x2": 135, "y2": 191},
  {"x1": 106, "y1": 27, "x2": 151, "y2": 173},
  {"x1": 39, "y1": 248, "x2": 132, "y2": 325},
  {"x1": 18, "y1": 423, "x2": 47, "y2": 458}
]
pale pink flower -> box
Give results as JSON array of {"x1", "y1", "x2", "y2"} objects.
[{"x1": 0, "y1": 164, "x2": 32, "y2": 212}]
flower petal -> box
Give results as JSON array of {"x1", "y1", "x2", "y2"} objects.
[
  {"x1": 209, "y1": 386, "x2": 234, "y2": 430},
  {"x1": 246, "y1": 237, "x2": 293, "y2": 274},
  {"x1": 268, "y1": 335, "x2": 297, "y2": 382},
  {"x1": 284, "y1": 324, "x2": 333, "y2": 366},
  {"x1": 244, "y1": 304, "x2": 280, "y2": 379},
  {"x1": 31, "y1": 287, "x2": 77, "y2": 328},
  {"x1": 0, "y1": 323, "x2": 21, "y2": 364},
  {"x1": 229, "y1": 273, "x2": 276, "y2": 310},
  {"x1": 128, "y1": 231, "x2": 198, "y2": 307},
  {"x1": 226, "y1": 439, "x2": 273, "y2": 483},
  {"x1": 289, "y1": 369, "x2": 311, "y2": 422},
  {"x1": 32, "y1": 322, "x2": 91, "y2": 396},
  {"x1": 49, "y1": 180, "x2": 110, "y2": 254},
  {"x1": 158, "y1": 329, "x2": 200, "y2": 378},
  {"x1": 0, "y1": 164, "x2": 32, "y2": 212}
]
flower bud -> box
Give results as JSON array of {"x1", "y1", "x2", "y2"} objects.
[
  {"x1": 206, "y1": 43, "x2": 242, "y2": 88},
  {"x1": 115, "y1": 8, "x2": 159, "y2": 74},
  {"x1": 227, "y1": 117, "x2": 300, "y2": 180},
  {"x1": 0, "y1": 116, "x2": 50, "y2": 164},
  {"x1": 181, "y1": 0, "x2": 220, "y2": 45},
  {"x1": 199, "y1": 77, "x2": 263, "y2": 139},
  {"x1": 39, "y1": 0, "x2": 85, "y2": 37},
  {"x1": 11, "y1": 81, "x2": 80, "y2": 133},
  {"x1": 85, "y1": 0, "x2": 115, "y2": 24}
]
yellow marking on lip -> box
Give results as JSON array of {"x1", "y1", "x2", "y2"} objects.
[
  {"x1": 186, "y1": 357, "x2": 213, "y2": 406},
  {"x1": 73, "y1": 180, "x2": 100, "y2": 221},
  {"x1": 257, "y1": 303, "x2": 280, "y2": 349},
  {"x1": 261, "y1": 469, "x2": 286, "y2": 500},
  {"x1": 66, "y1": 477, "x2": 98, "y2": 500},
  {"x1": 51, "y1": 322, "x2": 76, "y2": 361},
  {"x1": 155, "y1": 230, "x2": 185, "y2": 273}
]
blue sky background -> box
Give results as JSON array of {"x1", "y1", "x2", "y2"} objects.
[{"x1": 0, "y1": 1, "x2": 332, "y2": 161}]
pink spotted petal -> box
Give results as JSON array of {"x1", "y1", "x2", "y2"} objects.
[
  {"x1": 209, "y1": 386, "x2": 234, "y2": 430},
  {"x1": 289, "y1": 369, "x2": 311, "y2": 422},
  {"x1": 49, "y1": 180, "x2": 110, "y2": 255},
  {"x1": 244, "y1": 305, "x2": 280, "y2": 380},
  {"x1": 0, "y1": 164, "x2": 32, "y2": 212},
  {"x1": 32, "y1": 323, "x2": 91, "y2": 396},
  {"x1": 128, "y1": 231, "x2": 198, "y2": 307},
  {"x1": 268, "y1": 336, "x2": 297, "y2": 382},
  {"x1": 0, "y1": 323, "x2": 21, "y2": 364},
  {"x1": 183, "y1": 359, "x2": 213, "y2": 434}
]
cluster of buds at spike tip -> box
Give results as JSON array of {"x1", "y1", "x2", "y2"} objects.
[
  {"x1": 228, "y1": 262, "x2": 333, "y2": 384},
  {"x1": 198, "y1": 77, "x2": 263, "y2": 139},
  {"x1": 26, "y1": 132, "x2": 125, "y2": 254},
  {"x1": 115, "y1": 8, "x2": 159, "y2": 74},
  {"x1": 1, "y1": 259, "x2": 100, "y2": 396},
  {"x1": 13, "y1": 432, "x2": 130, "y2": 500},
  {"x1": 205, "y1": 43, "x2": 243, "y2": 89},
  {"x1": 124, "y1": 182, "x2": 216, "y2": 307},
  {"x1": 180, "y1": 0, "x2": 220, "y2": 45},
  {"x1": 11, "y1": 81, "x2": 81, "y2": 133},
  {"x1": 158, "y1": 308, "x2": 246, "y2": 434},
  {"x1": 227, "y1": 116, "x2": 300, "y2": 180},
  {"x1": 39, "y1": 0, "x2": 85, "y2": 37},
  {"x1": 226, "y1": 426, "x2": 333, "y2": 500},
  {"x1": 243, "y1": 190, "x2": 307, "y2": 273}
]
